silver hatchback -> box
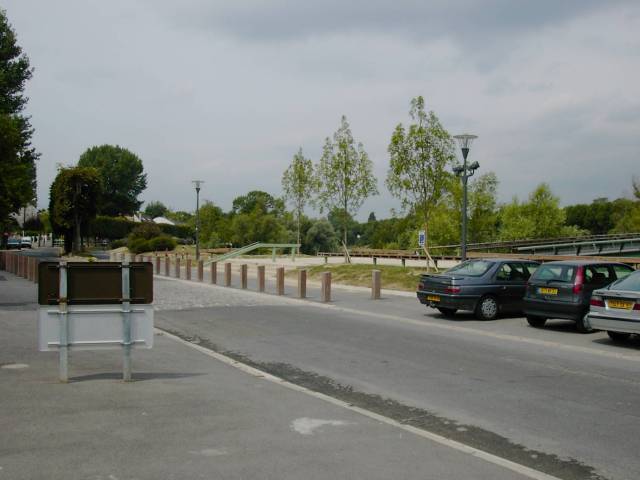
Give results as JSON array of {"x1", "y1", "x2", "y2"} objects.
[{"x1": 586, "y1": 270, "x2": 640, "y2": 342}]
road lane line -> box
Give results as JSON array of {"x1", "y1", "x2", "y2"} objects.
[{"x1": 159, "y1": 328, "x2": 564, "y2": 480}]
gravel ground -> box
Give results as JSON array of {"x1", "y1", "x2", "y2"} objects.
[{"x1": 153, "y1": 276, "x2": 312, "y2": 310}]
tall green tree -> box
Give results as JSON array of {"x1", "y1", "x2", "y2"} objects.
[
  {"x1": 0, "y1": 9, "x2": 38, "y2": 229},
  {"x1": 282, "y1": 148, "x2": 315, "y2": 245},
  {"x1": 386, "y1": 96, "x2": 455, "y2": 252},
  {"x1": 77, "y1": 145, "x2": 147, "y2": 216},
  {"x1": 49, "y1": 166, "x2": 102, "y2": 253},
  {"x1": 316, "y1": 115, "x2": 378, "y2": 246},
  {"x1": 143, "y1": 200, "x2": 168, "y2": 219}
]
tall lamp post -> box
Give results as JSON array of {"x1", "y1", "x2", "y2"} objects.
[
  {"x1": 192, "y1": 180, "x2": 204, "y2": 260},
  {"x1": 452, "y1": 134, "x2": 479, "y2": 262}
]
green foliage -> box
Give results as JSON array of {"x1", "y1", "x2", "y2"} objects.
[
  {"x1": 304, "y1": 219, "x2": 338, "y2": 254},
  {"x1": 282, "y1": 148, "x2": 315, "y2": 244},
  {"x1": 128, "y1": 222, "x2": 162, "y2": 241},
  {"x1": 158, "y1": 223, "x2": 193, "y2": 239},
  {"x1": 49, "y1": 166, "x2": 103, "y2": 252},
  {"x1": 0, "y1": 10, "x2": 38, "y2": 228},
  {"x1": 128, "y1": 237, "x2": 151, "y2": 254},
  {"x1": 164, "y1": 210, "x2": 194, "y2": 224},
  {"x1": 149, "y1": 235, "x2": 177, "y2": 252},
  {"x1": 498, "y1": 184, "x2": 566, "y2": 241},
  {"x1": 232, "y1": 190, "x2": 285, "y2": 216},
  {"x1": 77, "y1": 144, "x2": 147, "y2": 216},
  {"x1": 316, "y1": 115, "x2": 378, "y2": 245},
  {"x1": 88, "y1": 215, "x2": 136, "y2": 240},
  {"x1": 386, "y1": 96, "x2": 455, "y2": 249},
  {"x1": 143, "y1": 201, "x2": 168, "y2": 219}
]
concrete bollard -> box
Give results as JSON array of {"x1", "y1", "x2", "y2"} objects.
[
  {"x1": 240, "y1": 264, "x2": 248, "y2": 289},
  {"x1": 164, "y1": 257, "x2": 170, "y2": 276},
  {"x1": 224, "y1": 262, "x2": 232, "y2": 286},
  {"x1": 210, "y1": 262, "x2": 217, "y2": 284},
  {"x1": 155, "y1": 256, "x2": 161, "y2": 274},
  {"x1": 186, "y1": 259, "x2": 192, "y2": 280},
  {"x1": 373, "y1": 257, "x2": 377, "y2": 266},
  {"x1": 401, "y1": 258, "x2": 406, "y2": 268},
  {"x1": 198, "y1": 260, "x2": 204, "y2": 282},
  {"x1": 321, "y1": 272, "x2": 331, "y2": 302},
  {"x1": 175, "y1": 257, "x2": 181, "y2": 278},
  {"x1": 257, "y1": 265, "x2": 265, "y2": 292},
  {"x1": 324, "y1": 256, "x2": 328, "y2": 265},
  {"x1": 276, "y1": 267, "x2": 285, "y2": 295},
  {"x1": 372, "y1": 269, "x2": 381, "y2": 300},
  {"x1": 298, "y1": 269, "x2": 307, "y2": 299}
]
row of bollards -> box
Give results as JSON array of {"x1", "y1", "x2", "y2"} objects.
[
  {"x1": 107, "y1": 252, "x2": 383, "y2": 302},
  {"x1": 0, "y1": 251, "x2": 40, "y2": 284}
]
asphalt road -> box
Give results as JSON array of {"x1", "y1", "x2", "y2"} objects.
[{"x1": 155, "y1": 277, "x2": 640, "y2": 480}]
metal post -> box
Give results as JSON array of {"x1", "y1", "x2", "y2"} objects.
[
  {"x1": 462, "y1": 167, "x2": 468, "y2": 262},
  {"x1": 58, "y1": 262, "x2": 69, "y2": 383},
  {"x1": 193, "y1": 180, "x2": 204, "y2": 261},
  {"x1": 121, "y1": 259, "x2": 132, "y2": 381},
  {"x1": 175, "y1": 257, "x2": 181, "y2": 278},
  {"x1": 272, "y1": 247, "x2": 276, "y2": 262},
  {"x1": 186, "y1": 259, "x2": 192, "y2": 280},
  {"x1": 164, "y1": 256, "x2": 170, "y2": 276},
  {"x1": 198, "y1": 260, "x2": 204, "y2": 282},
  {"x1": 257, "y1": 265, "x2": 265, "y2": 292},
  {"x1": 155, "y1": 256, "x2": 160, "y2": 274}
]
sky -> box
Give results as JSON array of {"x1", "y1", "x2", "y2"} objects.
[{"x1": 4, "y1": 0, "x2": 640, "y2": 219}]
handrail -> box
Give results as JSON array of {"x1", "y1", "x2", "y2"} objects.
[{"x1": 204, "y1": 242, "x2": 301, "y2": 264}]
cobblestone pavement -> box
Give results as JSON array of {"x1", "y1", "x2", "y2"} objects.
[{"x1": 153, "y1": 276, "x2": 309, "y2": 310}]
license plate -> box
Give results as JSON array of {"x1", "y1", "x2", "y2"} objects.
[
  {"x1": 608, "y1": 299, "x2": 634, "y2": 310},
  {"x1": 539, "y1": 287, "x2": 558, "y2": 295},
  {"x1": 427, "y1": 295, "x2": 440, "y2": 302}
]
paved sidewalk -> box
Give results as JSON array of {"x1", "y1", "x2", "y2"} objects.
[{"x1": 0, "y1": 271, "x2": 536, "y2": 480}]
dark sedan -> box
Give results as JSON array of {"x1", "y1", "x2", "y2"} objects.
[
  {"x1": 417, "y1": 259, "x2": 540, "y2": 320},
  {"x1": 523, "y1": 260, "x2": 635, "y2": 332}
]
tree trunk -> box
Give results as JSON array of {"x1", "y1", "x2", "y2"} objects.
[{"x1": 73, "y1": 211, "x2": 81, "y2": 253}]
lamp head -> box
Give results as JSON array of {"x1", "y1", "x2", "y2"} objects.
[
  {"x1": 452, "y1": 165, "x2": 464, "y2": 176},
  {"x1": 469, "y1": 161, "x2": 480, "y2": 172},
  {"x1": 453, "y1": 134, "x2": 478, "y2": 150}
]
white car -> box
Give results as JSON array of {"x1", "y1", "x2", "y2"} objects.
[
  {"x1": 21, "y1": 236, "x2": 32, "y2": 248},
  {"x1": 586, "y1": 270, "x2": 640, "y2": 342}
]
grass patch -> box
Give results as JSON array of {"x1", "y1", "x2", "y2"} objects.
[{"x1": 288, "y1": 264, "x2": 431, "y2": 292}]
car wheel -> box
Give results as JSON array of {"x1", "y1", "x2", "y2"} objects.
[
  {"x1": 607, "y1": 331, "x2": 631, "y2": 342},
  {"x1": 575, "y1": 314, "x2": 594, "y2": 333},
  {"x1": 475, "y1": 296, "x2": 499, "y2": 320},
  {"x1": 526, "y1": 316, "x2": 546, "y2": 328},
  {"x1": 437, "y1": 307, "x2": 457, "y2": 318}
]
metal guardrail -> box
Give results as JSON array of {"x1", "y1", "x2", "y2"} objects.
[{"x1": 204, "y1": 242, "x2": 301, "y2": 264}]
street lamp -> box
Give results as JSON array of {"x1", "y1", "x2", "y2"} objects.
[
  {"x1": 192, "y1": 180, "x2": 204, "y2": 260},
  {"x1": 452, "y1": 134, "x2": 479, "y2": 262}
]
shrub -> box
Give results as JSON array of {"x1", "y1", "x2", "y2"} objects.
[
  {"x1": 158, "y1": 223, "x2": 194, "y2": 239},
  {"x1": 110, "y1": 239, "x2": 127, "y2": 249},
  {"x1": 128, "y1": 237, "x2": 151, "y2": 254},
  {"x1": 148, "y1": 235, "x2": 177, "y2": 252},
  {"x1": 129, "y1": 222, "x2": 162, "y2": 241},
  {"x1": 89, "y1": 216, "x2": 136, "y2": 240}
]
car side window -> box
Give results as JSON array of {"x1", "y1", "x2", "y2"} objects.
[
  {"x1": 612, "y1": 264, "x2": 634, "y2": 280},
  {"x1": 585, "y1": 266, "x2": 612, "y2": 285},
  {"x1": 524, "y1": 263, "x2": 538, "y2": 278},
  {"x1": 509, "y1": 263, "x2": 527, "y2": 281},
  {"x1": 496, "y1": 263, "x2": 512, "y2": 281}
]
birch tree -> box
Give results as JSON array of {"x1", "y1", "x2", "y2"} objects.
[
  {"x1": 281, "y1": 148, "x2": 315, "y2": 245},
  {"x1": 316, "y1": 116, "x2": 378, "y2": 246},
  {"x1": 386, "y1": 96, "x2": 455, "y2": 254}
]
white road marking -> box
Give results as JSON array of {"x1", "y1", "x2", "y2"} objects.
[
  {"x1": 160, "y1": 328, "x2": 564, "y2": 480},
  {"x1": 291, "y1": 417, "x2": 350, "y2": 435},
  {"x1": 1, "y1": 363, "x2": 29, "y2": 369}
]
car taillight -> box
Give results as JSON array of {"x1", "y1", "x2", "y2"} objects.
[
  {"x1": 573, "y1": 266, "x2": 584, "y2": 294},
  {"x1": 634, "y1": 303, "x2": 640, "y2": 311},
  {"x1": 446, "y1": 286, "x2": 461, "y2": 294},
  {"x1": 590, "y1": 295, "x2": 604, "y2": 307},
  {"x1": 418, "y1": 283, "x2": 425, "y2": 290}
]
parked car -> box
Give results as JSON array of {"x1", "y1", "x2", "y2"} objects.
[
  {"x1": 417, "y1": 258, "x2": 540, "y2": 320},
  {"x1": 21, "y1": 236, "x2": 32, "y2": 248},
  {"x1": 586, "y1": 269, "x2": 640, "y2": 342},
  {"x1": 7, "y1": 237, "x2": 21, "y2": 249},
  {"x1": 523, "y1": 260, "x2": 635, "y2": 332}
]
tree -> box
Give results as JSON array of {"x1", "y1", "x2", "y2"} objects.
[
  {"x1": 0, "y1": 9, "x2": 38, "y2": 229},
  {"x1": 386, "y1": 96, "x2": 455, "y2": 253},
  {"x1": 282, "y1": 148, "x2": 315, "y2": 245},
  {"x1": 232, "y1": 190, "x2": 284, "y2": 216},
  {"x1": 304, "y1": 219, "x2": 338, "y2": 254},
  {"x1": 77, "y1": 145, "x2": 147, "y2": 216},
  {"x1": 316, "y1": 115, "x2": 378, "y2": 246},
  {"x1": 49, "y1": 167, "x2": 102, "y2": 253},
  {"x1": 144, "y1": 201, "x2": 168, "y2": 219}
]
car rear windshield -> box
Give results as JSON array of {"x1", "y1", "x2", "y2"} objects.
[
  {"x1": 609, "y1": 271, "x2": 640, "y2": 292},
  {"x1": 446, "y1": 260, "x2": 494, "y2": 277},
  {"x1": 532, "y1": 264, "x2": 576, "y2": 283}
]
